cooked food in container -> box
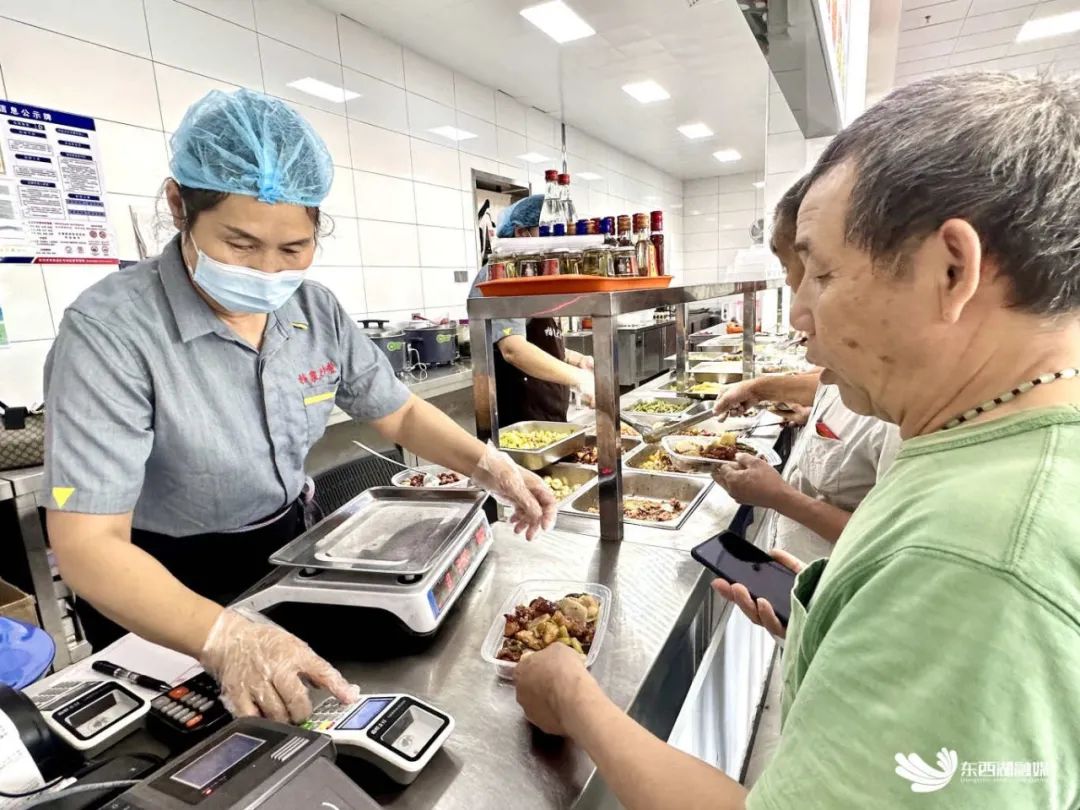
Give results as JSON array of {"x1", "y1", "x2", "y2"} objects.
[
  {"x1": 496, "y1": 594, "x2": 602, "y2": 663},
  {"x1": 627, "y1": 398, "x2": 690, "y2": 415},
  {"x1": 587, "y1": 497, "x2": 685, "y2": 522},
  {"x1": 500, "y1": 428, "x2": 573, "y2": 450}
]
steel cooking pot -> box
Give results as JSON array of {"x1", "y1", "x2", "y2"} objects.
[
  {"x1": 405, "y1": 320, "x2": 458, "y2": 366},
  {"x1": 360, "y1": 319, "x2": 407, "y2": 375}
]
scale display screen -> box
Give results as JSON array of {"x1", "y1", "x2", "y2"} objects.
[
  {"x1": 171, "y1": 732, "x2": 265, "y2": 789},
  {"x1": 428, "y1": 523, "x2": 489, "y2": 617},
  {"x1": 339, "y1": 698, "x2": 392, "y2": 730}
]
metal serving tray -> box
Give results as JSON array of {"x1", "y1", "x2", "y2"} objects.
[
  {"x1": 624, "y1": 442, "x2": 712, "y2": 477},
  {"x1": 498, "y1": 420, "x2": 587, "y2": 471},
  {"x1": 561, "y1": 435, "x2": 640, "y2": 466},
  {"x1": 536, "y1": 463, "x2": 598, "y2": 505},
  {"x1": 269, "y1": 487, "x2": 486, "y2": 575},
  {"x1": 562, "y1": 471, "x2": 712, "y2": 530},
  {"x1": 621, "y1": 396, "x2": 697, "y2": 424}
]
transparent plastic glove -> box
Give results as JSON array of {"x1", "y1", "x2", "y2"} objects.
[
  {"x1": 572, "y1": 367, "x2": 596, "y2": 409},
  {"x1": 577, "y1": 355, "x2": 595, "y2": 371},
  {"x1": 200, "y1": 607, "x2": 359, "y2": 724},
  {"x1": 471, "y1": 445, "x2": 557, "y2": 540}
]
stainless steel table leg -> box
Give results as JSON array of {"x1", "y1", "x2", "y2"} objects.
[
  {"x1": 675, "y1": 303, "x2": 688, "y2": 391},
  {"x1": 14, "y1": 493, "x2": 72, "y2": 668},
  {"x1": 469, "y1": 318, "x2": 499, "y2": 445},
  {"x1": 592, "y1": 315, "x2": 623, "y2": 542},
  {"x1": 742, "y1": 291, "x2": 757, "y2": 380}
]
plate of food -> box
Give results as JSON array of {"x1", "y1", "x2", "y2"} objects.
[
  {"x1": 661, "y1": 434, "x2": 782, "y2": 469},
  {"x1": 481, "y1": 581, "x2": 612, "y2": 680},
  {"x1": 390, "y1": 465, "x2": 470, "y2": 488}
]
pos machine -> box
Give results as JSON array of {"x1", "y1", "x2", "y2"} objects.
[{"x1": 106, "y1": 717, "x2": 380, "y2": 809}]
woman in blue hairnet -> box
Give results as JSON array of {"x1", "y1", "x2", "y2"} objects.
[
  {"x1": 42, "y1": 89, "x2": 556, "y2": 723},
  {"x1": 468, "y1": 195, "x2": 595, "y2": 424}
]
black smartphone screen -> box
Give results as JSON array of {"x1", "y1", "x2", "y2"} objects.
[{"x1": 691, "y1": 531, "x2": 796, "y2": 626}]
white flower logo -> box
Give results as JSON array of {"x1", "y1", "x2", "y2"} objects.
[{"x1": 894, "y1": 748, "x2": 959, "y2": 793}]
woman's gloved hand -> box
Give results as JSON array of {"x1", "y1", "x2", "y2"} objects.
[
  {"x1": 200, "y1": 607, "x2": 359, "y2": 723},
  {"x1": 471, "y1": 444, "x2": 557, "y2": 540},
  {"x1": 571, "y1": 367, "x2": 596, "y2": 408}
]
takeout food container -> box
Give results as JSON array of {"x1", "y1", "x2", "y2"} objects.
[
  {"x1": 661, "y1": 435, "x2": 782, "y2": 470},
  {"x1": 624, "y1": 442, "x2": 712, "y2": 477},
  {"x1": 390, "y1": 465, "x2": 471, "y2": 489},
  {"x1": 481, "y1": 580, "x2": 613, "y2": 680},
  {"x1": 535, "y1": 463, "x2": 598, "y2": 505},
  {"x1": 498, "y1": 420, "x2": 588, "y2": 471},
  {"x1": 562, "y1": 471, "x2": 711, "y2": 530}
]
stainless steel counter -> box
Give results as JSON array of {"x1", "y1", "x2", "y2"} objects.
[
  {"x1": 327, "y1": 362, "x2": 474, "y2": 426},
  {"x1": 329, "y1": 522, "x2": 727, "y2": 810}
]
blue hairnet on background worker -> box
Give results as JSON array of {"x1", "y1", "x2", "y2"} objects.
[
  {"x1": 43, "y1": 88, "x2": 556, "y2": 724},
  {"x1": 469, "y1": 194, "x2": 596, "y2": 422}
]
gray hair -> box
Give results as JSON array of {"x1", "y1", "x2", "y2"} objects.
[{"x1": 807, "y1": 72, "x2": 1080, "y2": 316}]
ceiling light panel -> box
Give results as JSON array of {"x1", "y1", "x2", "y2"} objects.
[
  {"x1": 520, "y1": 1, "x2": 595, "y2": 44},
  {"x1": 517, "y1": 152, "x2": 551, "y2": 163},
  {"x1": 1017, "y1": 11, "x2": 1080, "y2": 42},
  {"x1": 712, "y1": 149, "x2": 742, "y2": 163},
  {"x1": 622, "y1": 80, "x2": 670, "y2": 103},
  {"x1": 678, "y1": 122, "x2": 714, "y2": 139},
  {"x1": 428, "y1": 126, "x2": 478, "y2": 141},
  {"x1": 286, "y1": 77, "x2": 358, "y2": 103}
]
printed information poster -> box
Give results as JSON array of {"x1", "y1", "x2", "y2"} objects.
[{"x1": 0, "y1": 99, "x2": 117, "y2": 264}]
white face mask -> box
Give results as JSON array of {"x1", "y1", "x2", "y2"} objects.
[{"x1": 186, "y1": 236, "x2": 308, "y2": 314}]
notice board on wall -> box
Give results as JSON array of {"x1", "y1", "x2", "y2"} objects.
[{"x1": 0, "y1": 99, "x2": 117, "y2": 265}]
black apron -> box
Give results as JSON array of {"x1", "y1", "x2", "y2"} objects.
[
  {"x1": 76, "y1": 501, "x2": 305, "y2": 651},
  {"x1": 494, "y1": 317, "x2": 570, "y2": 425}
]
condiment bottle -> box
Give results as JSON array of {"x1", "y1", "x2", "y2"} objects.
[{"x1": 650, "y1": 210, "x2": 665, "y2": 276}]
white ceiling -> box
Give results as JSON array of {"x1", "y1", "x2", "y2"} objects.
[
  {"x1": 313, "y1": 0, "x2": 769, "y2": 180},
  {"x1": 896, "y1": 0, "x2": 1080, "y2": 83}
]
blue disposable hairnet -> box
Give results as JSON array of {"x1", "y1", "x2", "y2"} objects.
[
  {"x1": 169, "y1": 89, "x2": 333, "y2": 207},
  {"x1": 496, "y1": 194, "x2": 545, "y2": 238}
]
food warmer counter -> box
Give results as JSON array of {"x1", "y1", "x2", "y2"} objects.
[{"x1": 467, "y1": 281, "x2": 784, "y2": 542}]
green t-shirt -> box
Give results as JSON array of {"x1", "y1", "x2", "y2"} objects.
[{"x1": 748, "y1": 405, "x2": 1080, "y2": 809}]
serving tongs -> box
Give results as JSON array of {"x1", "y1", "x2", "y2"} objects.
[{"x1": 640, "y1": 405, "x2": 716, "y2": 444}]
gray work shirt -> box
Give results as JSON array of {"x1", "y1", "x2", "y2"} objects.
[
  {"x1": 467, "y1": 264, "x2": 525, "y2": 343},
  {"x1": 43, "y1": 236, "x2": 410, "y2": 536}
]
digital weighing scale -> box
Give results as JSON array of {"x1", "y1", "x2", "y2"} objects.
[{"x1": 231, "y1": 487, "x2": 493, "y2": 636}]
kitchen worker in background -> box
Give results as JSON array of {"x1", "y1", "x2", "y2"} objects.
[
  {"x1": 468, "y1": 195, "x2": 596, "y2": 424},
  {"x1": 43, "y1": 88, "x2": 556, "y2": 724},
  {"x1": 710, "y1": 177, "x2": 901, "y2": 563}
]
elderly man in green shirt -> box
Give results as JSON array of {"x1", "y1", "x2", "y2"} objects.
[{"x1": 513, "y1": 71, "x2": 1080, "y2": 809}]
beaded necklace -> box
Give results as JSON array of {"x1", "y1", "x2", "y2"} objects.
[{"x1": 941, "y1": 368, "x2": 1079, "y2": 430}]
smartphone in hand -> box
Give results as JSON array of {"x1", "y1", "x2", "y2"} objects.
[{"x1": 691, "y1": 531, "x2": 796, "y2": 626}]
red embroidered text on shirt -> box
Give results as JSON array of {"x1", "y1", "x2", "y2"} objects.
[{"x1": 298, "y1": 361, "x2": 337, "y2": 386}]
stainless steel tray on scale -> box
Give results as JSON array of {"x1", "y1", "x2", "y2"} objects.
[{"x1": 269, "y1": 487, "x2": 486, "y2": 576}]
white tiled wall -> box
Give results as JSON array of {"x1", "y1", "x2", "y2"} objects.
[
  {"x1": 679, "y1": 173, "x2": 764, "y2": 286},
  {"x1": 0, "y1": 0, "x2": 682, "y2": 403}
]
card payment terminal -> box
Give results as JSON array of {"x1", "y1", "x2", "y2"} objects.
[
  {"x1": 305, "y1": 693, "x2": 454, "y2": 784},
  {"x1": 106, "y1": 717, "x2": 380, "y2": 809}
]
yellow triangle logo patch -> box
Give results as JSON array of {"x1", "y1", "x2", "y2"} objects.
[{"x1": 52, "y1": 487, "x2": 75, "y2": 508}]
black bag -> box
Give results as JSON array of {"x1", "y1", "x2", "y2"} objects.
[{"x1": 0, "y1": 400, "x2": 44, "y2": 471}]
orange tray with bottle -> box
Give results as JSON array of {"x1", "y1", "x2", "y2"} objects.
[{"x1": 477, "y1": 274, "x2": 673, "y2": 297}]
